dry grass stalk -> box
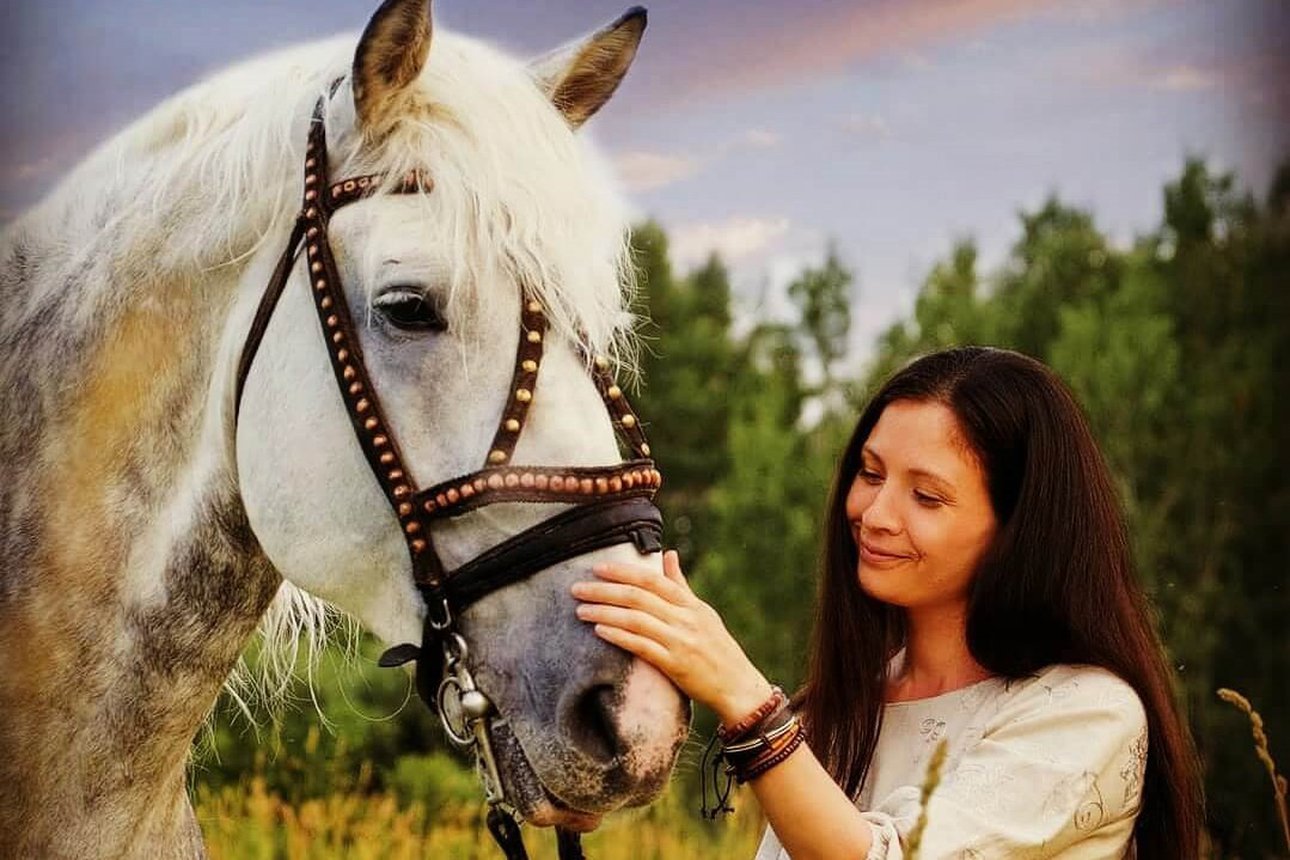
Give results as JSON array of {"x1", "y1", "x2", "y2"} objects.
[
  {"x1": 195, "y1": 777, "x2": 765, "y2": 859},
  {"x1": 906, "y1": 737, "x2": 949, "y2": 859},
  {"x1": 1216, "y1": 687, "x2": 1290, "y2": 852}
]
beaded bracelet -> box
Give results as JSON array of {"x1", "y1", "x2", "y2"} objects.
[{"x1": 717, "y1": 685, "x2": 785, "y2": 745}]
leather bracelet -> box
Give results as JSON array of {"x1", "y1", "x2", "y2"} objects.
[
  {"x1": 734, "y1": 724, "x2": 807, "y2": 783},
  {"x1": 724, "y1": 718, "x2": 802, "y2": 777},
  {"x1": 718, "y1": 685, "x2": 785, "y2": 744},
  {"x1": 723, "y1": 711, "x2": 800, "y2": 757}
]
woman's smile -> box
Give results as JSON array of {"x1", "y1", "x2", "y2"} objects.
[{"x1": 856, "y1": 533, "x2": 914, "y2": 567}]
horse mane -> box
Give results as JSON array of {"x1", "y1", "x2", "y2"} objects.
[
  {"x1": 73, "y1": 31, "x2": 637, "y2": 353},
  {"x1": 12, "y1": 29, "x2": 640, "y2": 717}
]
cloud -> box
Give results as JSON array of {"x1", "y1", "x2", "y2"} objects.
[
  {"x1": 1077, "y1": 47, "x2": 1261, "y2": 98},
  {"x1": 10, "y1": 156, "x2": 60, "y2": 181},
  {"x1": 899, "y1": 51, "x2": 935, "y2": 72},
  {"x1": 837, "y1": 113, "x2": 892, "y2": 140},
  {"x1": 1150, "y1": 65, "x2": 1218, "y2": 92},
  {"x1": 639, "y1": 0, "x2": 1072, "y2": 109},
  {"x1": 612, "y1": 151, "x2": 703, "y2": 193},
  {"x1": 1040, "y1": 0, "x2": 1169, "y2": 25},
  {"x1": 613, "y1": 128, "x2": 781, "y2": 193},
  {"x1": 740, "y1": 128, "x2": 782, "y2": 149},
  {"x1": 669, "y1": 216, "x2": 792, "y2": 271}
]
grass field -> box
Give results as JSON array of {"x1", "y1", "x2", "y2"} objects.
[{"x1": 196, "y1": 774, "x2": 765, "y2": 859}]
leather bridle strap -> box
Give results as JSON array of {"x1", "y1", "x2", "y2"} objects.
[
  {"x1": 235, "y1": 215, "x2": 305, "y2": 423},
  {"x1": 440, "y1": 496, "x2": 663, "y2": 611},
  {"x1": 381, "y1": 496, "x2": 664, "y2": 699}
]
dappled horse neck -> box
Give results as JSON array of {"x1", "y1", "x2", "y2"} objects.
[{"x1": 0, "y1": 73, "x2": 305, "y2": 860}]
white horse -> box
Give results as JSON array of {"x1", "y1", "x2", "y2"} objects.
[{"x1": 0, "y1": 1, "x2": 688, "y2": 856}]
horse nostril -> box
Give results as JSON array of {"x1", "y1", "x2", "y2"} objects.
[{"x1": 563, "y1": 683, "x2": 621, "y2": 764}]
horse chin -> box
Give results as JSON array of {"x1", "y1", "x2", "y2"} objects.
[
  {"x1": 489, "y1": 719, "x2": 608, "y2": 831},
  {"x1": 525, "y1": 799, "x2": 604, "y2": 833}
]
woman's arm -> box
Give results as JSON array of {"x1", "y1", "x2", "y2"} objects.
[{"x1": 571, "y1": 551, "x2": 874, "y2": 860}]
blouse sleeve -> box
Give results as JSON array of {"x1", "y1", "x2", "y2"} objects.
[{"x1": 860, "y1": 667, "x2": 1149, "y2": 859}]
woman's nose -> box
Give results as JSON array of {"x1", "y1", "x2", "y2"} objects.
[{"x1": 861, "y1": 484, "x2": 901, "y2": 534}]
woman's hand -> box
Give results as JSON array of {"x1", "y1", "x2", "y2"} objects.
[{"x1": 571, "y1": 550, "x2": 775, "y2": 725}]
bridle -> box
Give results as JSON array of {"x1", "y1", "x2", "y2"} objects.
[{"x1": 234, "y1": 93, "x2": 665, "y2": 860}]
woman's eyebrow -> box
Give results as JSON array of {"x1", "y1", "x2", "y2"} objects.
[
  {"x1": 861, "y1": 445, "x2": 883, "y2": 464},
  {"x1": 907, "y1": 467, "x2": 955, "y2": 490}
]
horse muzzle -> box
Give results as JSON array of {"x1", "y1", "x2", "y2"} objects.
[{"x1": 491, "y1": 653, "x2": 691, "y2": 819}]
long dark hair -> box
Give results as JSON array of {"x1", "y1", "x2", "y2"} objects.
[{"x1": 799, "y1": 346, "x2": 1203, "y2": 858}]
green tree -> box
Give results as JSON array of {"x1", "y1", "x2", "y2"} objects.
[
  {"x1": 1146, "y1": 158, "x2": 1289, "y2": 853},
  {"x1": 787, "y1": 244, "x2": 854, "y2": 396},
  {"x1": 993, "y1": 197, "x2": 1120, "y2": 359},
  {"x1": 631, "y1": 225, "x2": 736, "y2": 566},
  {"x1": 695, "y1": 323, "x2": 820, "y2": 691}
]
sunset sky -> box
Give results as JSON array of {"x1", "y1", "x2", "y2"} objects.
[{"x1": 3, "y1": 0, "x2": 1286, "y2": 359}]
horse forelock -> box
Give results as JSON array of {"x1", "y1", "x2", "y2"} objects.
[{"x1": 343, "y1": 32, "x2": 640, "y2": 362}]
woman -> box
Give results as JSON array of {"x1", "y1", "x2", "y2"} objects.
[{"x1": 572, "y1": 346, "x2": 1203, "y2": 858}]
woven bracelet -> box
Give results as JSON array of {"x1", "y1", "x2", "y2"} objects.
[{"x1": 718, "y1": 685, "x2": 785, "y2": 745}]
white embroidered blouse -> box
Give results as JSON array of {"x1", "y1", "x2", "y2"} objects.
[{"x1": 753, "y1": 663, "x2": 1148, "y2": 859}]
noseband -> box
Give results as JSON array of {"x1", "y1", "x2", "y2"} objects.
[{"x1": 234, "y1": 94, "x2": 665, "y2": 860}]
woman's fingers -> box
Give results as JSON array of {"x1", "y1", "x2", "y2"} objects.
[
  {"x1": 590, "y1": 624, "x2": 672, "y2": 668},
  {"x1": 574, "y1": 551, "x2": 770, "y2": 711},
  {"x1": 661, "y1": 549, "x2": 688, "y2": 588},
  {"x1": 590, "y1": 559, "x2": 690, "y2": 605},
  {"x1": 576, "y1": 602, "x2": 677, "y2": 646},
  {"x1": 571, "y1": 580, "x2": 679, "y2": 622}
]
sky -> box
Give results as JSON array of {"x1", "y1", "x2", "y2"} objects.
[{"x1": 2, "y1": 0, "x2": 1287, "y2": 362}]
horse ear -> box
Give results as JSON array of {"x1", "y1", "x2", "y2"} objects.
[
  {"x1": 352, "y1": 0, "x2": 433, "y2": 132},
  {"x1": 529, "y1": 6, "x2": 647, "y2": 129}
]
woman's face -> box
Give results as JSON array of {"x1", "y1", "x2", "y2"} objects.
[{"x1": 845, "y1": 399, "x2": 998, "y2": 611}]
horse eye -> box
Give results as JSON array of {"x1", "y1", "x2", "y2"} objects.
[{"x1": 375, "y1": 290, "x2": 446, "y2": 332}]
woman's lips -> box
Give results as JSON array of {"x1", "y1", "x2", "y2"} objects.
[{"x1": 859, "y1": 538, "x2": 912, "y2": 566}]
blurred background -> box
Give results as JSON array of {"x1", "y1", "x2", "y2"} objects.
[{"x1": 4, "y1": 1, "x2": 1287, "y2": 856}]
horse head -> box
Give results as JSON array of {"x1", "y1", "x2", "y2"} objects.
[{"x1": 233, "y1": 0, "x2": 687, "y2": 831}]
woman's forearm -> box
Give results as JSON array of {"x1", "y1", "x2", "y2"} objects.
[{"x1": 747, "y1": 742, "x2": 874, "y2": 860}]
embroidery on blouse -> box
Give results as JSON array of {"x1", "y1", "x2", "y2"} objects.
[
  {"x1": 1039, "y1": 676, "x2": 1080, "y2": 709},
  {"x1": 1043, "y1": 770, "x2": 1106, "y2": 832},
  {"x1": 920, "y1": 717, "x2": 948, "y2": 744},
  {"x1": 1120, "y1": 726, "x2": 1148, "y2": 809}
]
